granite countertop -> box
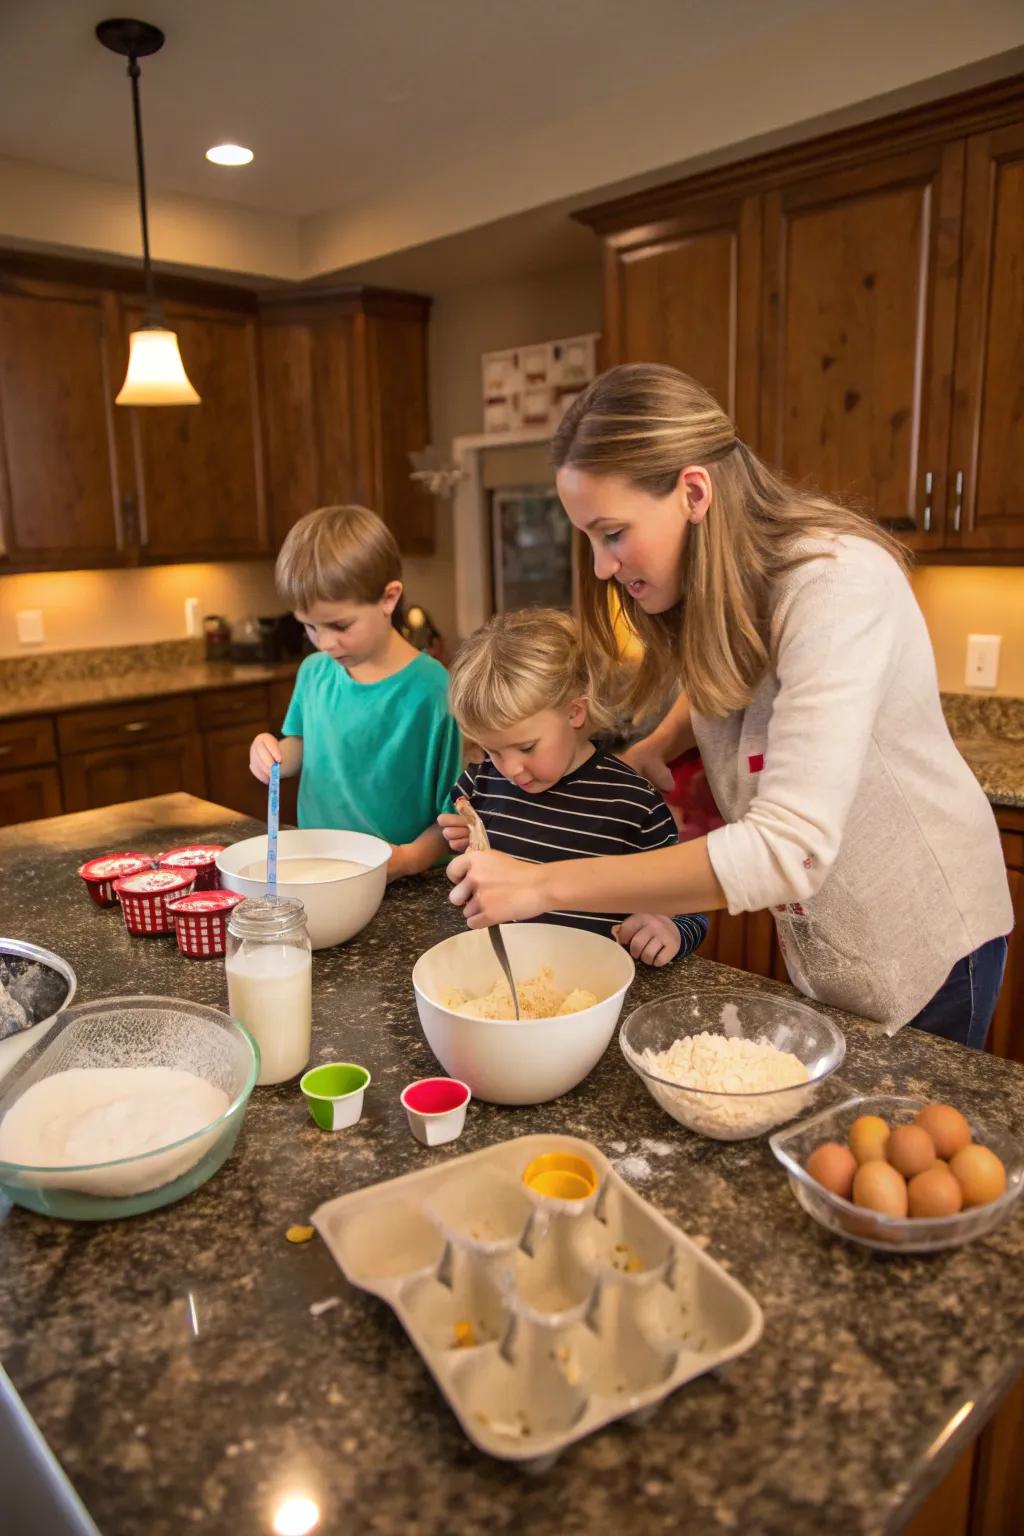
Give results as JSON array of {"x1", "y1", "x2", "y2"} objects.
[
  {"x1": 2, "y1": 794, "x2": 1024, "y2": 1536},
  {"x1": 955, "y1": 738, "x2": 1024, "y2": 812},
  {"x1": 0, "y1": 660, "x2": 300, "y2": 721}
]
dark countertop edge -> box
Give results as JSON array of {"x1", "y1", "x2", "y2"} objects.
[{"x1": 887, "y1": 1365, "x2": 1015, "y2": 1534}]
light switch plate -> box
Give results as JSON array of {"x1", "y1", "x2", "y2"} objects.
[
  {"x1": 184, "y1": 597, "x2": 201, "y2": 638},
  {"x1": 965, "y1": 633, "x2": 1001, "y2": 690},
  {"x1": 15, "y1": 609, "x2": 45, "y2": 646}
]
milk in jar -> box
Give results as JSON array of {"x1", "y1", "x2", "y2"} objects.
[{"x1": 225, "y1": 896, "x2": 312, "y2": 1085}]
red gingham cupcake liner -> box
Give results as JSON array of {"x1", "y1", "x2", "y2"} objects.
[
  {"x1": 166, "y1": 890, "x2": 244, "y2": 959},
  {"x1": 113, "y1": 868, "x2": 197, "y2": 935},
  {"x1": 156, "y1": 845, "x2": 224, "y2": 891},
  {"x1": 78, "y1": 852, "x2": 154, "y2": 908}
]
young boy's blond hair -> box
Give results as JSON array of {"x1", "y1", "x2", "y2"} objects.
[
  {"x1": 448, "y1": 608, "x2": 616, "y2": 743},
  {"x1": 275, "y1": 505, "x2": 401, "y2": 610}
]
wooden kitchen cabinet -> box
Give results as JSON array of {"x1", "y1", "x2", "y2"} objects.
[
  {"x1": 0, "y1": 766, "x2": 63, "y2": 826},
  {"x1": 578, "y1": 75, "x2": 1024, "y2": 564},
  {"x1": 946, "y1": 121, "x2": 1024, "y2": 553},
  {"x1": 259, "y1": 287, "x2": 433, "y2": 555},
  {"x1": 120, "y1": 298, "x2": 269, "y2": 561},
  {"x1": 598, "y1": 193, "x2": 762, "y2": 442},
  {"x1": 760, "y1": 143, "x2": 962, "y2": 550},
  {"x1": 61, "y1": 735, "x2": 205, "y2": 813},
  {"x1": 0, "y1": 276, "x2": 127, "y2": 567},
  {"x1": 990, "y1": 813, "x2": 1024, "y2": 1064},
  {"x1": 202, "y1": 720, "x2": 272, "y2": 822}
]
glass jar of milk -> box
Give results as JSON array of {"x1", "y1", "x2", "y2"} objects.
[{"x1": 225, "y1": 897, "x2": 312, "y2": 1086}]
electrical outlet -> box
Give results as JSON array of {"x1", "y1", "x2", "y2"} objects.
[
  {"x1": 965, "y1": 633, "x2": 1001, "y2": 690},
  {"x1": 15, "y1": 610, "x2": 45, "y2": 646},
  {"x1": 184, "y1": 597, "x2": 201, "y2": 638}
]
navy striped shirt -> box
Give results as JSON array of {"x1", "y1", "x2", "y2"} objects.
[{"x1": 453, "y1": 750, "x2": 708, "y2": 956}]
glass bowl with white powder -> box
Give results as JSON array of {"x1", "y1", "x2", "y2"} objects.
[
  {"x1": 0, "y1": 995, "x2": 259, "y2": 1219},
  {"x1": 619, "y1": 988, "x2": 846, "y2": 1141}
]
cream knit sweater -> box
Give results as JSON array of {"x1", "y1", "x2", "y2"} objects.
[{"x1": 699, "y1": 536, "x2": 1013, "y2": 1031}]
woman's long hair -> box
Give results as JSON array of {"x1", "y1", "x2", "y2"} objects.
[{"x1": 552, "y1": 364, "x2": 909, "y2": 720}]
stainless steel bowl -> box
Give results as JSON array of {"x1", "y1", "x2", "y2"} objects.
[{"x1": 0, "y1": 940, "x2": 77, "y2": 1073}]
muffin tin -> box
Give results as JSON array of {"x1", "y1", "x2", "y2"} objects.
[{"x1": 313, "y1": 1134, "x2": 762, "y2": 1468}]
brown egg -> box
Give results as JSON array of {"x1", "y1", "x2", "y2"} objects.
[
  {"x1": 806, "y1": 1141, "x2": 857, "y2": 1200},
  {"x1": 950, "y1": 1144, "x2": 1007, "y2": 1208},
  {"x1": 885, "y1": 1124, "x2": 936, "y2": 1180},
  {"x1": 853, "y1": 1160, "x2": 908, "y2": 1218},
  {"x1": 907, "y1": 1165, "x2": 964, "y2": 1219},
  {"x1": 914, "y1": 1104, "x2": 972, "y2": 1161},
  {"x1": 848, "y1": 1114, "x2": 890, "y2": 1165}
]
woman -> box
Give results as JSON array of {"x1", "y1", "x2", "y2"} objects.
[{"x1": 447, "y1": 365, "x2": 1012, "y2": 1047}]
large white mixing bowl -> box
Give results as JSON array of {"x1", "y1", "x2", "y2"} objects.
[
  {"x1": 217, "y1": 829, "x2": 390, "y2": 949},
  {"x1": 412, "y1": 923, "x2": 635, "y2": 1105}
]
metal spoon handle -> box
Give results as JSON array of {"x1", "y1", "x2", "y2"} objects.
[{"x1": 455, "y1": 797, "x2": 520, "y2": 1019}]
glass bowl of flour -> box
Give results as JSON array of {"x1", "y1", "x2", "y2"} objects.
[
  {"x1": 620, "y1": 987, "x2": 846, "y2": 1141},
  {"x1": 0, "y1": 995, "x2": 259, "y2": 1219}
]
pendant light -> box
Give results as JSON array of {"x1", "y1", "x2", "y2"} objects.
[{"x1": 96, "y1": 18, "x2": 200, "y2": 406}]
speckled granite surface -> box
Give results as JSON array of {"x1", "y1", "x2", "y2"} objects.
[
  {"x1": 943, "y1": 694, "x2": 1024, "y2": 811},
  {"x1": 2, "y1": 795, "x2": 1024, "y2": 1536},
  {"x1": 0, "y1": 654, "x2": 300, "y2": 720}
]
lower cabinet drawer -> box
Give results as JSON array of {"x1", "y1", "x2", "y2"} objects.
[{"x1": 57, "y1": 696, "x2": 197, "y2": 756}]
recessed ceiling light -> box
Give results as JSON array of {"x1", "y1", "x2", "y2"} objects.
[{"x1": 205, "y1": 143, "x2": 253, "y2": 167}]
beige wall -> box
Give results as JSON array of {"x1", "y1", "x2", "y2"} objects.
[
  {"x1": 911, "y1": 567, "x2": 1024, "y2": 698},
  {"x1": 0, "y1": 561, "x2": 282, "y2": 658}
]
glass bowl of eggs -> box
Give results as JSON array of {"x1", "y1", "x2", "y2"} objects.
[{"x1": 769, "y1": 1093, "x2": 1024, "y2": 1253}]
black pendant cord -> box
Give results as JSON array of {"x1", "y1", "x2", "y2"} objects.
[{"x1": 126, "y1": 53, "x2": 159, "y2": 325}]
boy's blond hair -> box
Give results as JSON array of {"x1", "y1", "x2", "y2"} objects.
[
  {"x1": 275, "y1": 505, "x2": 401, "y2": 611},
  {"x1": 448, "y1": 608, "x2": 616, "y2": 742}
]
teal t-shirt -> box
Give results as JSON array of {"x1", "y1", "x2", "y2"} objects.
[{"x1": 281, "y1": 651, "x2": 463, "y2": 844}]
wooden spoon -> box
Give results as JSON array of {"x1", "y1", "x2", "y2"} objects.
[{"x1": 455, "y1": 797, "x2": 521, "y2": 1020}]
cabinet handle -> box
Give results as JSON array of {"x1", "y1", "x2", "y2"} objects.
[
  {"x1": 122, "y1": 493, "x2": 137, "y2": 545},
  {"x1": 123, "y1": 720, "x2": 151, "y2": 734},
  {"x1": 953, "y1": 470, "x2": 963, "y2": 534},
  {"x1": 0, "y1": 744, "x2": 11, "y2": 756},
  {"x1": 922, "y1": 470, "x2": 932, "y2": 534}
]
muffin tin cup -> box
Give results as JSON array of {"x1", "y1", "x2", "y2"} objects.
[
  {"x1": 113, "y1": 868, "x2": 198, "y2": 936},
  {"x1": 166, "y1": 890, "x2": 244, "y2": 959},
  {"x1": 313, "y1": 1134, "x2": 763, "y2": 1466},
  {"x1": 156, "y1": 845, "x2": 224, "y2": 891},
  {"x1": 77, "y1": 852, "x2": 153, "y2": 908}
]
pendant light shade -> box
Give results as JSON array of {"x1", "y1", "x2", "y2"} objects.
[
  {"x1": 97, "y1": 18, "x2": 200, "y2": 407},
  {"x1": 116, "y1": 326, "x2": 201, "y2": 406}
]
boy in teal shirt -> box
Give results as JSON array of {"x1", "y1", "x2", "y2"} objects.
[{"x1": 249, "y1": 504, "x2": 461, "y2": 880}]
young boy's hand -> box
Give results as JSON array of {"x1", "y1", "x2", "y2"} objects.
[
  {"x1": 437, "y1": 812, "x2": 471, "y2": 855},
  {"x1": 249, "y1": 732, "x2": 281, "y2": 784},
  {"x1": 612, "y1": 913, "x2": 682, "y2": 968}
]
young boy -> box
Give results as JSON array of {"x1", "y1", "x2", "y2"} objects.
[
  {"x1": 438, "y1": 608, "x2": 707, "y2": 967},
  {"x1": 249, "y1": 505, "x2": 460, "y2": 880}
]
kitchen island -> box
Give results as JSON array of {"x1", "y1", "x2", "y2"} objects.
[{"x1": 2, "y1": 794, "x2": 1023, "y2": 1536}]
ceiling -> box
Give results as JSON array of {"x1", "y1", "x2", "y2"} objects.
[{"x1": 0, "y1": 0, "x2": 844, "y2": 218}]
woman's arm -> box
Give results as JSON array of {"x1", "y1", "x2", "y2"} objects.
[
  {"x1": 447, "y1": 839, "x2": 726, "y2": 928},
  {"x1": 619, "y1": 694, "x2": 695, "y2": 791}
]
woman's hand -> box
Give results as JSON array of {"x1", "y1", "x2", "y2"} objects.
[
  {"x1": 620, "y1": 733, "x2": 674, "y2": 794},
  {"x1": 612, "y1": 913, "x2": 681, "y2": 967},
  {"x1": 249, "y1": 732, "x2": 281, "y2": 785},
  {"x1": 447, "y1": 851, "x2": 548, "y2": 927},
  {"x1": 437, "y1": 812, "x2": 470, "y2": 855}
]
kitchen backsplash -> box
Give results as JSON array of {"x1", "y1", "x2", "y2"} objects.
[
  {"x1": 0, "y1": 638, "x2": 206, "y2": 693},
  {"x1": 940, "y1": 692, "x2": 1024, "y2": 742}
]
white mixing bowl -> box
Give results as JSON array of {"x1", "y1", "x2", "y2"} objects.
[
  {"x1": 412, "y1": 923, "x2": 635, "y2": 1105},
  {"x1": 217, "y1": 829, "x2": 390, "y2": 950}
]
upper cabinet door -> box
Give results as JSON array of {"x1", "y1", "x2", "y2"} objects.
[
  {"x1": 947, "y1": 122, "x2": 1024, "y2": 553},
  {"x1": 123, "y1": 300, "x2": 269, "y2": 560},
  {"x1": 364, "y1": 311, "x2": 432, "y2": 555},
  {"x1": 760, "y1": 144, "x2": 963, "y2": 550},
  {"x1": 0, "y1": 282, "x2": 126, "y2": 567},
  {"x1": 259, "y1": 320, "x2": 321, "y2": 551},
  {"x1": 603, "y1": 195, "x2": 762, "y2": 442}
]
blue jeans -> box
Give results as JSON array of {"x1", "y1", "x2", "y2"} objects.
[{"x1": 908, "y1": 936, "x2": 1009, "y2": 1051}]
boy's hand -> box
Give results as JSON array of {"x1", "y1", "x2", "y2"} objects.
[
  {"x1": 249, "y1": 732, "x2": 282, "y2": 785},
  {"x1": 612, "y1": 913, "x2": 681, "y2": 968},
  {"x1": 437, "y1": 812, "x2": 471, "y2": 855}
]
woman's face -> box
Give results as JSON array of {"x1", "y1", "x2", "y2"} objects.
[{"x1": 556, "y1": 466, "x2": 707, "y2": 614}]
